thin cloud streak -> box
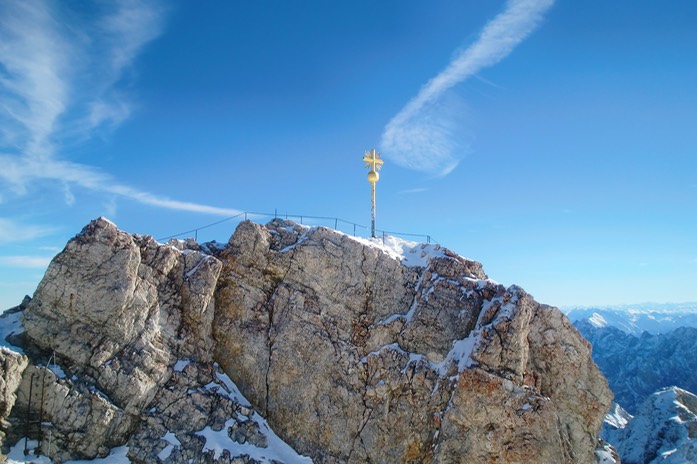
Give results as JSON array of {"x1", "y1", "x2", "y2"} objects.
[
  {"x1": 0, "y1": 256, "x2": 53, "y2": 269},
  {"x1": 398, "y1": 187, "x2": 429, "y2": 195},
  {"x1": 0, "y1": 218, "x2": 57, "y2": 244},
  {"x1": 0, "y1": 0, "x2": 238, "y2": 217},
  {"x1": 0, "y1": 155, "x2": 242, "y2": 216},
  {"x1": 381, "y1": 0, "x2": 555, "y2": 176}
]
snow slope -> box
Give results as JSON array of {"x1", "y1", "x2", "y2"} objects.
[{"x1": 615, "y1": 387, "x2": 697, "y2": 464}]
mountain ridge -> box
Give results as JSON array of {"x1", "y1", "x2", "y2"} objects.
[{"x1": 1, "y1": 217, "x2": 613, "y2": 463}]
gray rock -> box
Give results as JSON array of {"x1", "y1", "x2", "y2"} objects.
[
  {"x1": 0, "y1": 348, "x2": 28, "y2": 447},
  {"x1": 2, "y1": 217, "x2": 612, "y2": 463},
  {"x1": 214, "y1": 219, "x2": 613, "y2": 463}
]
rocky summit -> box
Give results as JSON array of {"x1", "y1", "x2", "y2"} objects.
[{"x1": 0, "y1": 217, "x2": 612, "y2": 463}]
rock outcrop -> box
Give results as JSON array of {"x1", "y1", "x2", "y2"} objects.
[
  {"x1": 0, "y1": 217, "x2": 613, "y2": 463},
  {"x1": 213, "y1": 220, "x2": 612, "y2": 463},
  {"x1": 0, "y1": 348, "x2": 28, "y2": 447}
]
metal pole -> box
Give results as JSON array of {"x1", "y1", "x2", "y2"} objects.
[
  {"x1": 24, "y1": 373, "x2": 35, "y2": 455},
  {"x1": 371, "y1": 182, "x2": 376, "y2": 238},
  {"x1": 38, "y1": 367, "x2": 46, "y2": 454}
]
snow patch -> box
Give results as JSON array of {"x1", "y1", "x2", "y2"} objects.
[
  {"x1": 361, "y1": 342, "x2": 406, "y2": 363},
  {"x1": 157, "y1": 432, "x2": 181, "y2": 460},
  {"x1": 278, "y1": 233, "x2": 309, "y2": 253},
  {"x1": 173, "y1": 359, "x2": 190, "y2": 372},
  {"x1": 595, "y1": 448, "x2": 617, "y2": 464},
  {"x1": 196, "y1": 416, "x2": 312, "y2": 463},
  {"x1": 349, "y1": 234, "x2": 446, "y2": 268},
  {"x1": 185, "y1": 256, "x2": 210, "y2": 278},
  {"x1": 201, "y1": 364, "x2": 252, "y2": 408},
  {"x1": 47, "y1": 363, "x2": 66, "y2": 379},
  {"x1": 6, "y1": 441, "x2": 130, "y2": 464},
  {"x1": 604, "y1": 403, "x2": 632, "y2": 430},
  {"x1": 363, "y1": 333, "x2": 480, "y2": 377},
  {"x1": 589, "y1": 312, "x2": 608, "y2": 328},
  {"x1": 433, "y1": 333, "x2": 479, "y2": 375},
  {"x1": 0, "y1": 309, "x2": 25, "y2": 354}
]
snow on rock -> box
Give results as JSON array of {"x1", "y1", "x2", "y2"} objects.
[
  {"x1": 195, "y1": 415, "x2": 312, "y2": 463},
  {"x1": 0, "y1": 306, "x2": 26, "y2": 354},
  {"x1": 595, "y1": 440, "x2": 619, "y2": 464},
  {"x1": 156, "y1": 432, "x2": 181, "y2": 461},
  {"x1": 604, "y1": 403, "x2": 632, "y2": 430},
  {"x1": 213, "y1": 219, "x2": 611, "y2": 463},
  {"x1": 349, "y1": 233, "x2": 447, "y2": 268},
  {"x1": 203, "y1": 363, "x2": 252, "y2": 407},
  {"x1": 173, "y1": 359, "x2": 190, "y2": 372},
  {"x1": 589, "y1": 312, "x2": 608, "y2": 328},
  {"x1": 6, "y1": 441, "x2": 130, "y2": 464},
  {"x1": 4, "y1": 217, "x2": 612, "y2": 464},
  {"x1": 616, "y1": 387, "x2": 697, "y2": 464}
]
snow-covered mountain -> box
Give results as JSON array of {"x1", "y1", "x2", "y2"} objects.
[
  {"x1": 565, "y1": 302, "x2": 697, "y2": 335},
  {"x1": 612, "y1": 387, "x2": 697, "y2": 464},
  {"x1": 574, "y1": 315, "x2": 697, "y2": 463},
  {"x1": 576, "y1": 321, "x2": 697, "y2": 415}
]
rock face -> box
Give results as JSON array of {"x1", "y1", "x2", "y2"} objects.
[
  {"x1": 0, "y1": 348, "x2": 28, "y2": 446},
  {"x1": 7, "y1": 218, "x2": 308, "y2": 463},
  {"x1": 213, "y1": 219, "x2": 612, "y2": 463},
  {"x1": 1, "y1": 217, "x2": 612, "y2": 463}
]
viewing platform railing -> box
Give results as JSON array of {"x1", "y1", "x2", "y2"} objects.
[{"x1": 158, "y1": 210, "x2": 434, "y2": 245}]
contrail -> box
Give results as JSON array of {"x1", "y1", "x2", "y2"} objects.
[{"x1": 380, "y1": 0, "x2": 555, "y2": 176}]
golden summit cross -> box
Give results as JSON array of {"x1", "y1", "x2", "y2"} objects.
[
  {"x1": 362, "y1": 149, "x2": 383, "y2": 238},
  {"x1": 362, "y1": 148, "x2": 384, "y2": 173}
]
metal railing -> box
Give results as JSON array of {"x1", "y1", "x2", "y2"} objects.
[{"x1": 157, "y1": 210, "x2": 434, "y2": 245}]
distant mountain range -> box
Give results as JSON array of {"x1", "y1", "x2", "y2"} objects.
[
  {"x1": 576, "y1": 321, "x2": 697, "y2": 415},
  {"x1": 571, "y1": 305, "x2": 697, "y2": 463},
  {"x1": 564, "y1": 302, "x2": 697, "y2": 335}
]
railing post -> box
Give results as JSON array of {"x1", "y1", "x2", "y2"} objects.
[
  {"x1": 334, "y1": 218, "x2": 338, "y2": 230},
  {"x1": 24, "y1": 372, "x2": 35, "y2": 455}
]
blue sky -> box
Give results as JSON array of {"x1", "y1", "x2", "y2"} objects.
[{"x1": 1, "y1": 0, "x2": 696, "y2": 310}]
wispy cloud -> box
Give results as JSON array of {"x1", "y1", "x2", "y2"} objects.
[
  {"x1": 0, "y1": 0, "x2": 240, "y2": 216},
  {"x1": 381, "y1": 0, "x2": 555, "y2": 176},
  {"x1": 0, "y1": 155, "x2": 242, "y2": 216},
  {"x1": 0, "y1": 218, "x2": 57, "y2": 244},
  {"x1": 398, "y1": 187, "x2": 429, "y2": 195},
  {"x1": 0, "y1": 255, "x2": 53, "y2": 268}
]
